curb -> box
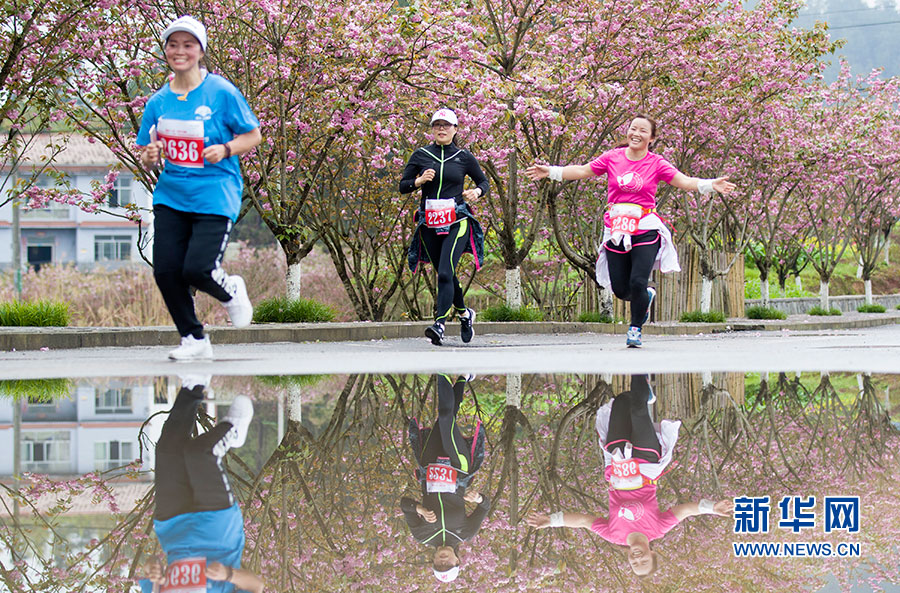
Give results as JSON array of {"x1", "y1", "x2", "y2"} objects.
[{"x1": 1, "y1": 313, "x2": 899, "y2": 352}]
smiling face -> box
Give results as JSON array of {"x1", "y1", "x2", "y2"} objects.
[
  {"x1": 627, "y1": 540, "x2": 656, "y2": 576},
  {"x1": 625, "y1": 117, "x2": 656, "y2": 152},
  {"x1": 164, "y1": 31, "x2": 204, "y2": 75},
  {"x1": 431, "y1": 120, "x2": 457, "y2": 145}
]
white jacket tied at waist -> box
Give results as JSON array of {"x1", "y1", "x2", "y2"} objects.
[{"x1": 595, "y1": 213, "x2": 681, "y2": 290}]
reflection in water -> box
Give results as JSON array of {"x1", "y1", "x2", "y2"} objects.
[
  {"x1": 0, "y1": 373, "x2": 898, "y2": 592},
  {"x1": 401, "y1": 374, "x2": 488, "y2": 583}
]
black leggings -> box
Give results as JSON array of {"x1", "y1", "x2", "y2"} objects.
[
  {"x1": 604, "y1": 375, "x2": 661, "y2": 463},
  {"x1": 604, "y1": 230, "x2": 660, "y2": 328},
  {"x1": 421, "y1": 374, "x2": 471, "y2": 472},
  {"x1": 418, "y1": 220, "x2": 471, "y2": 323},
  {"x1": 153, "y1": 204, "x2": 234, "y2": 339},
  {"x1": 154, "y1": 387, "x2": 235, "y2": 521}
]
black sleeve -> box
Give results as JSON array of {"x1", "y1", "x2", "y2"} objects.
[
  {"x1": 465, "y1": 151, "x2": 490, "y2": 198},
  {"x1": 400, "y1": 496, "x2": 423, "y2": 528},
  {"x1": 399, "y1": 151, "x2": 422, "y2": 194},
  {"x1": 460, "y1": 494, "x2": 491, "y2": 541}
]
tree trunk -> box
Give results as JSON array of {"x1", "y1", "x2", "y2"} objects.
[
  {"x1": 287, "y1": 383, "x2": 302, "y2": 423},
  {"x1": 884, "y1": 234, "x2": 891, "y2": 265},
  {"x1": 819, "y1": 280, "x2": 829, "y2": 310},
  {"x1": 286, "y1": 262, "x2": 301, "y2": 300},
  {"x1": 864, "y1": 279, "x2": 873, "y2": 305},
  {"x1": 599, "y1": 285, "x2": 613, "y2": 318},
  {"x1": 856, "y1": 258, "x2": 863, "y2": 279},
  {"x1": 795, "y1": 275, "x2": 803, "y2": 291},
  {"x1": 760, "y1": 277, "x2": 770, "y2": 307},
  {"x1": 505, "y1": 267, "x2": 522, "y2": 309},
  {"x1": 700, "y1": 276, "x2": 713, "y2": 313},
  {"x1": 505, "y1": 373, "x2": 522, "y2": 408}
]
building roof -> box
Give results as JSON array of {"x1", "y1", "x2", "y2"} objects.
[{"x1": 7, "y1": 132, "x2": 120, "y2": 169}]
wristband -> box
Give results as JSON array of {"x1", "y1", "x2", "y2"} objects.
[
  {"x1": 698, "y1": 498, "x2": 716, "y2": 514},
  {"x1": 697, "y1": 178, "x2": 714, "y2": 195},
  {"x1": 223, "y1": 143, "x2": 232, "y2": 158},
  {"x1": 549, "y1": 511, "x2": 565, "y2": 527},
  {"x1": 548, "y1": 166, "x2": 564, "y2": 182}
]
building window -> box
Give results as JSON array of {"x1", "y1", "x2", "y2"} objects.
[
  {"x1": 95, "y1": 387, "x2": 133, "y2": 414},
  {"x1": 94, "y1": 440, "x2": 134, "y2": 471},
  {"x1": 94, "y1": 235, "x2": 132, "y2": 262},
  {"x1": 108, "y1": 175, "x2": 133, "y2": 207},
  {"x1": 22, "y1": 431, "x2": 71, "y2": 473}
]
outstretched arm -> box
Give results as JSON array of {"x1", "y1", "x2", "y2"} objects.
[
  {"x1": 669, "y1": 172, "x2": 736, "y2": 195},
  {"x1": 525, "y1": 163, "x2": 595, "y2": 182},
  {"x1": 526, "y1": 511, "x2": 597, "y2": 530},
  {"x1": 672, "y1": 498, "x2": 734, "y2": 521}
]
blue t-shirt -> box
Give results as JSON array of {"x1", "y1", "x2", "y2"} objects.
[
  {"x1": 139, "y1": 504, "x2": 247, "y2": 593},
  {"x1": 136, "y1": 74, "x2": 259, "y2": 221}
]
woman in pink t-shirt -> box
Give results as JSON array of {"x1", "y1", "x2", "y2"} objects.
[
  {"x1": 526, "y1": 375, "x2": 733, "y2": 578},
  {"x1": 525, "y1": 115, "x2": 736, "y2": 347}
]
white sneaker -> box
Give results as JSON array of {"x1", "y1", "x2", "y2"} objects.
[
  {"x1": 217, "y1": 395, "x2": 254, "y2": 453},
  {"x1": 222, "y1": 275, "x2": 253, "y2": 328},
  {"x1": 168, "y1": 335, "x2": 213, "y2": 361},
  {"x1": 179, "y1": 373, "x2": 212, "y2": 390}
]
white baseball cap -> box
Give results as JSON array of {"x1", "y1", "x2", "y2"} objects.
[
  {"x1": 162, "y1": 16, "x2": 208, "y2": 51},
  {"x1": 433, "y1": 565, "x2": 460, "y2": 582},
  {"x1": 430, "y1": 108, "x2": 458, "y2": 126}
]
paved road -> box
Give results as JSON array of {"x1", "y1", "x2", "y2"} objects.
[{"x1": 1, "y1": 325, "x2": 898, "y2": 379}]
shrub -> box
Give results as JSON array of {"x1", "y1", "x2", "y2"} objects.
[
  {"x1": 578, "y1": 311, "x2": 613, "y2": 323},
  {"x1": 808, "y1": 306, "x2": 842, "y2": 316},
  {"x1": 253, "y1": 297, "x2": 335, "y2": 323},
  {"x1": 745, "y1": 305, "x2": 787, "y2": 320},
  {"x1": 0, "y1": 378, "x2": 73, "y2": 401},
  {"x1": 0, "y1": 300, "x2": 69, "y2": 326},
  {"x1": 480, "y1": 304, "x2": 544, "y2": 322},
  {"x1": 679, "y1": 310, "x2": 726, "y2": 323},
  {"x1": 857, "y1": 303, "x2": 886, "y2": 313}
]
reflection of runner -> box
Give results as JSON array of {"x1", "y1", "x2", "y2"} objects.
[
  {"x1": 400, "y1": 374, "x2": 489, "y2": 582},
  {"x1": 137, "y1": 377, "x2": 263, "y2": 593},
  {"x1": 525, "y1": 115, "x2": 736, "y2": 347},
  {"x1": 137, "y1": 16, "x2": 262, "y2": 361},
  {"x1": 399, "y1": 108, "x2": 489, "y2": 346},
  {"x1": 527, "y1": 375, "x2": 733, "y2": 578}
]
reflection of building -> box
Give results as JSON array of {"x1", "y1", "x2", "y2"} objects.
[
  {"x1": 0, "y1": 133, "x2": 153, "y2": 270},
  {"x1": 0, "y1": 379, "x2": 166, "y2": 477}
]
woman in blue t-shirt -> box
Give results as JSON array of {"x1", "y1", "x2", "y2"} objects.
[
  {"x1": 137, "y1": 377, "x2": 264, "y2": 593},
  {"x1": 137, "y1": 16, "x2": 261, "y2": 361}
]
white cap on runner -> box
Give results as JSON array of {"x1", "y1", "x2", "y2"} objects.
[
  {"x1": 430, "y1": 108, "x2": 458, "y2": 126},
  {"x1": 162, "y1": 16, "x2": 208, "y2": 51},
  {"x1": 433, "y1": 565, "x2": 460, "y2": 582}
]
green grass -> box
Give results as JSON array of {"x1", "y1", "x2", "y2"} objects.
[
  {"x1": 0, "y1": 300, "x2": 68, "y2": 326},
  {"x1": 480, "y1": 304, "x2": 544, "y2": 322},
  {"x1": 253, "y1": 297, "x2": 335, "y2": 323},
  {"x1": 745, "y1": 305, "x2": 787, "y2": 320},
  {"x1": 808, "y1": 306, "x2": 842, "y2": 316},
  {"x1": 679, "y1": 310, "x2": 726, "y2": 323},
  {"x1": 0, "y1": 378, "x2": 73, "y2": 401},
  {"x1": 578, "y1": 311, "x2": 613, "y2": 323},
  {"x1": 857, "y1": 303, "x2": 886, "y2": 313}
]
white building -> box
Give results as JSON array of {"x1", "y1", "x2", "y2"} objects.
[
  {"x1": 0, "y1": 379, "x2": 165, "y2": 477},
  {"x1": 0, "y1": 133, "x2": 153, "y2": 270}
]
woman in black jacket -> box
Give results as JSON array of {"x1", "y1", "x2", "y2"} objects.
[
  {"x1": 400, "y1": 374, "x2": 489, "y2": 582},
  {"x1": 399, "y1": 108, "x2": 489, "y2": 346}
]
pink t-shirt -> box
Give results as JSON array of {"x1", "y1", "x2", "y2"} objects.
[
  {"x1": 588, "y1": 148, "x2": 680, "y2": 210},
  {"x1": 590, "y1": 485, "x2": 680, "y2": 545}
]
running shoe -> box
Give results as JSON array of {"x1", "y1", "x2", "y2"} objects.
[
  {"x1": 169, "y1": 335, "x2": 213, "y2": 361},
  {"x1": 179, "y1": 373, "x2": 212, "y2": 391},
  {"x1": 222, "y1": 275, "x2": 253, "y2": 328},
  {"x1": 425, "y1": 321, "x2": 445, "y2": 346},
  {"x1": 460, "y1": 308, "x2": 476, "y2": 343},
  {"x1": 217, "y1": 395, "x2": 254, "y2": 453},
  {"x1": 642, "y1": 286, "x2": 656, "y2": 325},
  {"x1": 625, "y1": 326, "x2": 642, "y2": 348},
  {"x1": 647, "y1": 381, "x2": 657, "y2": 405}
]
